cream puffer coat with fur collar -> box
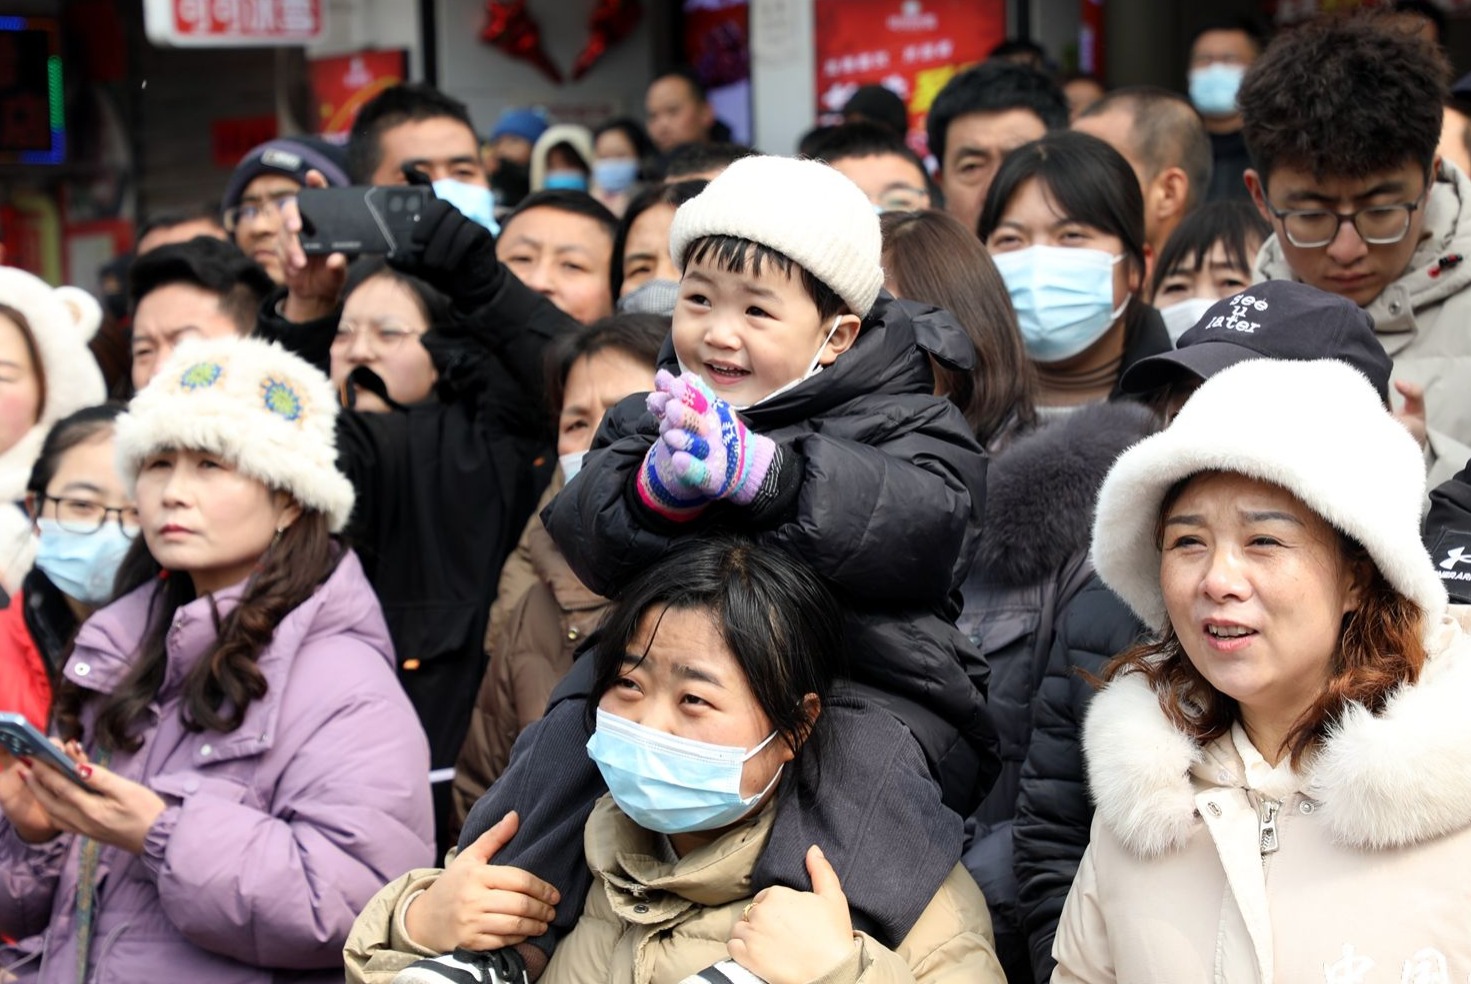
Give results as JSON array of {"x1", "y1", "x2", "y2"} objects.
[{"x1": 1051, "y1": 613, "x2": 1471, "y2": 984}]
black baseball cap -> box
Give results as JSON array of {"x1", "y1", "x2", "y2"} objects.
[{"x1": 1120, "y1": 280, "x2": 1393, "y2": 403}]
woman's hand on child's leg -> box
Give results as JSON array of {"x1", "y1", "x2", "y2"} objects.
[
  {"x1": 404, "y1": 811, "x2": 560, "y2": 954},
  {"x1": 726, "y1": 845, "x2": 859, "y2": 984}
]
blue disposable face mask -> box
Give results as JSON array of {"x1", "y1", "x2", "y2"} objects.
[
  {"x1": 559, "y1": 450, "x2": 586, "y2": 482},
  {"x1": 432, "y1": 178, "x2": 501, "y2": 237},
  {"x1": 544, "y1": 170, "x2": 590, "y2": 192},
  {"x1": 33, "y1": 518, "x2": 134, "y2": 606},
  {"x1": 992, "y1": 245, "x2": 1129, "y2": 363},
  {"x1": 593, "y1": 157, "x2": 640, "y2": 194},
  {"x1": 587, "y1": 707, "x2": 783, "y2": 834},
  {"x1": 1159, "y1": 296, "x2": 1218, "y2": 345},
  {"x1": 1189, "y1": 64, "x2": 1245, "y2": 118}
]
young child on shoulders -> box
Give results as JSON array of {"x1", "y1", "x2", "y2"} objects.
[{"x1": 383, "y1": 155, "x2": 998, "y2": 983}]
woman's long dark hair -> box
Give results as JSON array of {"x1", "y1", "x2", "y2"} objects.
[
  {"x1": 53, "y1": 511, "x2": 339, "y2": 752},
  {"x1": 880, "y1": 209, "x2": 1039, "y2": 448}
]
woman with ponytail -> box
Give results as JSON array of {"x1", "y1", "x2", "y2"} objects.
[{"x1": 0, "y1": 336, "x2": 434, "y2": 983}]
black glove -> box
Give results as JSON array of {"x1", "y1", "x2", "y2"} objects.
[{"x1": 387, "y1": 169, "x2": 503, "y2": 312}]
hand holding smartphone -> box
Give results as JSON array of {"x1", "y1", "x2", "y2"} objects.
[{"x1": 0, "y1": 712, "x2": 92, "y2": 790}]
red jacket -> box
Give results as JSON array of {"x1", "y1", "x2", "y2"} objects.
[{"x1": 0, "y1": 590, "x2": 51, "y2": 728}]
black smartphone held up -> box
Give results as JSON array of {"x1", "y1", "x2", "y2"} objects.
[
  {"x1": 0, "y1": 712, "x2": 93, "y2": 791},
  {"x1": 297, "y1": 186, "x2": 429, "y2": 257}
]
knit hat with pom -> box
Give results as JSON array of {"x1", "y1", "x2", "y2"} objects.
[
  {"x1": 116, "y1": 336, "x2": 355, "y2": 532},
  {"x1": 667, "y1": 154, "x2": 885, "y2": 317}
]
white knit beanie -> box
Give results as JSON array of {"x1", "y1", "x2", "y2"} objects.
[
  {"x1": 116, "y1": 336, "x2": 355, "y2": 533},
  {"x1": 1092, "y1": 359, "x2": 1446, "y2": 639},
  {"x1": 667, "y1": 155, "x2": 885, "y2": 317}
]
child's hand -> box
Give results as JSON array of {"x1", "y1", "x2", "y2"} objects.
[
  {"x1": 638, "y1": 373, "x2": 712, "y2": 520},
  {"x1": 655, "y1": 371, "x2": 777, "y2": 506}
]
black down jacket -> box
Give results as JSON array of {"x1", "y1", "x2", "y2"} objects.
[
  {"x1": 957, "y1": 400, "x2": 1156, "y2": 984},
  {"x1": 543, "y1": 292, "x2": 999, "y2": 811},
  {"x1": 1012, "y1": 574, "x2": 1148, "y2": 982},
  {"x1": 256, "y1": 250, "x2": 569, "y2": 856}
]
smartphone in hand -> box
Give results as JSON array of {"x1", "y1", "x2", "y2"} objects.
[
  {"x1": 297, "y1": 186, "x2": 430, "y2": 256},
  {"x1": 0, "y1": 713, "x2": 93, "y2": 790}
]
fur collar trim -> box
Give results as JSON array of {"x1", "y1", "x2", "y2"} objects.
[
  {"x1": 976, "y1": 401, "x2": 1156, "y2": 587},
  {"x1": 1084, "y1": 619, "x2": 1471, "y2": 856}
]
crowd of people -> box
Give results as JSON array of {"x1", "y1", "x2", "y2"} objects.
[{"x1": 3, "y1": 4, "x2": 1471, "y2": 983}]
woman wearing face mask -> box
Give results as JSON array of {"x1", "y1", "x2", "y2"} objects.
[
  {"x1": 350, "y1": 535, "x2": 1004, "y2": 984},
  {"x1": 592, "y1": 118, "x2": 655, "y2": 218},
  {"x1": 451, "y1": 313, "x2": 667, "y2": 834},
  {"x1": 1149, "y1": 202, "x2": 1272, "y2": 344},
  {"x1": 531, "y1": 125, "x2": 596, "y2": 194},
  {"x1": 0, "y1": 336, "x2": 434, "y2": 983},
  {"x1": 0, "y1": 269, "x2": 108, "y2": 597},
  {"x1": 611, "y1": 180, "x2": 709, "y2": 315},
  {"x1": 0, "y1": 406, "x2": 130, "y2": 730},
  {"x1": 981, "y1": 131, "x2": 1171, "y2": 413}
]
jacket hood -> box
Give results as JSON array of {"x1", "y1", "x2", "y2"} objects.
[
  {"x1": 1256, "y1": 161, "x2": 1471, "y2": 317},
  {"x1": 1084, "y1": 616, "x2": 1471, "y2": 858},
  {"x1": 976, "y1": 401, "x2": 1157, "y2": 587},
  {"x1": 655, "y1": 293, "x2": 972, "y2": 429},
  {"x1": 69, "y1": 548, "x2": 393, "y2": 699}
]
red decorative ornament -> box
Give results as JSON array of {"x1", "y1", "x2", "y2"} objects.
[
  {"x1": 480, "y1": 0, "x2": 564, "y2": 84},
  {"x1": 571, "y1": 0, "x2": 643, "y2": 80}
]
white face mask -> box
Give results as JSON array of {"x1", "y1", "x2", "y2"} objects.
[
  {"x1": 678, "y1": 315, "x2": 847, "y2": 411},
  {"x1": 559, "y1": 450, "x2": 586, "y2": 482},
  {"x1": 1158, "y1": 296, "x2": 1219, "y2": 345}
]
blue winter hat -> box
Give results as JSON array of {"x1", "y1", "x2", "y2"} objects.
[
  {"x1": 221, "y1": 136, "x2": 351, "y2": 212},
  {"x1": 490, "y1": 107, "x2": 550, "y2": 144}
]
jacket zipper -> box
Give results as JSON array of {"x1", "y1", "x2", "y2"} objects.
[{"x1": 1257, "y1": 796, "x2": 1281, "y2": 859}]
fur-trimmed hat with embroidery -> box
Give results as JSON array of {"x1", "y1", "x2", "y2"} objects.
[
  {"x1": 116, "y1": 336, "x2": 355, "y2": 533},
  {"x1": 667, "y1": 154, "x2": 884, "y2": 317},
  {"x1": 1091, "y1": 358, "x2": 1445, "y2": 639}
]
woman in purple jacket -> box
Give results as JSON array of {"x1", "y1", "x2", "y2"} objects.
[{"x1": 0, "y1": 336, "x2": 435, "y2": 982}]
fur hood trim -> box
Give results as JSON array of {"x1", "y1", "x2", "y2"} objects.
[
  {"x1": 1084, "y1": 619, "x2": 1471, "y2": 857},
  {"x1": 977, "y1": 401, "x2": 1157, "y2": 586}
]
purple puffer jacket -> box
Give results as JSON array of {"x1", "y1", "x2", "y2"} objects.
[{"x1": 0, "y1": 549, "x2": 435, "y2": 983}]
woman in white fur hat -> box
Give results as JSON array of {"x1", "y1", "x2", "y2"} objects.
[
  {"x1": 0, "y1": 267, "x2": 107, "y2": 595},
  {"x1": 1053, "y1": 358, "x2": 1471, "y2": 982}
]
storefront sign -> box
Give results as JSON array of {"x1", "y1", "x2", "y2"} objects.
[
  {"x1": 143, "y1": 0, "x2": 324, "y2": 47},
  {"x1": 813, "y1": 0, "x2": 1005, "y2": 158},
  {"x1": 309, "y1": 50, "x2": 406, "y2": 141}
]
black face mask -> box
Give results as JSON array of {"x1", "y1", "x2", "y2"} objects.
[{"x1": 492, "y1": 160, "x2": 531, "y2": 210}]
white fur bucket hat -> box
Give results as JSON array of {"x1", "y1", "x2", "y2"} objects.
[
  {"x1": 667, "y1": 154, "x2": 885, "y2": 317},
  {"x1": 1092, "y1": 358, "x2": 1445, "y2": 636},
  {"x1": 116, "y1": 336, "x2": 355, "y2": 532}
]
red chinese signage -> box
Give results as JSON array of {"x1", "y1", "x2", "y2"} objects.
[
  {"x1": 309, "y1": 50, "x2": 407, "y2": 141},
  {"x1": 143, "y1": 0, "x2": 324, "y2": 47},
  {"x1": 814, "y1": 0, "x2": 1006, "y2": 158}
]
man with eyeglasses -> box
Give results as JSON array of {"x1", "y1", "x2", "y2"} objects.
[
  {"x1": 1242, "y1": 12, "x2": 1471, "y2": 483},
  {"x1": 220, "y1": 137, "x2": 351, "y2": 285}
]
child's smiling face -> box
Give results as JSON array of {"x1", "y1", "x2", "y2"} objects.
[{"x1": 671, "y1": 250, "x2": 858, "y2": 408}]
